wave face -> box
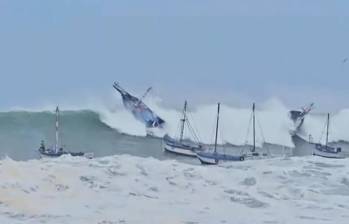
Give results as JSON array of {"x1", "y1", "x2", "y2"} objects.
[
  {"x1": 1, "y1": 97, "x2": 349, "y2": 160},
  {"x1": 0, "y1": 109, "x2": 178, "y2": 161},
  {"x1": 1, "y1": 155, "x2": 349, "y2": 224}
]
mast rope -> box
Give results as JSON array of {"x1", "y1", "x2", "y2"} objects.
[
  {"x1": 256, "y1": 117, "x2": 266, "y2": 143},
  {"x1": 186, "y1": 119, "x2": 201, "y2": 144},
  {"x1": 256, "y1": 116, "x2": 270, "y2": 155},
  {"x1": 173, "y1": 103, "x2": 202, "y2": 145},
  {"x1": 244, "y1": 111, "x2": 253, "y2": 145},
  {"x1": 319, "y1": 115, "x2": 327, "y2": 144},
  {"x1": 187, "y1": 112, "x2": 202, "y2": 141},
  {"x1": 174, "y1": 121, "x2": 182, "y2": 140}
]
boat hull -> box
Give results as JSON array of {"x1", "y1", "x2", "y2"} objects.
[
  {"x1": 196, "y1": 152, "x2": 244, "y2": 165},
  {"x1": 292, "y1": 134, "x2": 348, "y2": 158},
  {"x1": 313, "y1": 144, "x2": 344, "y2": 159},
  {"x1": 39, "y1": 149, "x2": 94, "y2": 159},
  {"x1": 313, "y1": 150, "x2": 345, "y2": 159},
  {"x1": 163, "y1": 135, "x2": 203, "y2": 157},
  {"x1": 196, "y1": 153, "x2": 218, "y2": 165},
  {"x1": 164, "y1": 144, "x2": 197, "y2": 157}
]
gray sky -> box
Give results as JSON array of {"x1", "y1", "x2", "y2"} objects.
[{"x1": 0, "y1": 1, "x2": 348, "y2": 110}]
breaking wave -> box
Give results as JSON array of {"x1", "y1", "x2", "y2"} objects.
[
  {"x1": 1, "y1": 94, "x2": 349, "y2": 156},
  {"x1": 99, "y1": 97, "x2": 295, "y2": 147}
]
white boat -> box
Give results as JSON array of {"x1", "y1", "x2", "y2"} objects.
[
  {"x1": 163, "y1": 101, "x2": 204, "y2": 157},
  {"x1": 312, "y1": 113, "x2": 344, "y2": 159},
  {"x1": 163, "y1": 135, "x2": 202, "y2": 157}
]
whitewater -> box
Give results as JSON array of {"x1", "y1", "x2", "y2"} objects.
[{"x1": 1, "y1": 155, "x2": 349, "y2": 224}]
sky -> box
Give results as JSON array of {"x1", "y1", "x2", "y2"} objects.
[{"x1": 0, "y1": 0, "x2": 348, "y2": 111}]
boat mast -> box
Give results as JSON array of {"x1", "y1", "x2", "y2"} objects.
[
  {"x1": 179, "y1": 100, "x2": 188, "y2": 142},
  {"x1": 252, "y1": 103, "x2": 256, "y2": 152},
  {"x1": 325, "y1": 113, "x2": 330, "y2": 149},
  {"x1": 55, "y1": 106, "x2": 60, "y2": 153},
  {"x1": 214, "y1": 103, "x2": 221, "y2": 154}
]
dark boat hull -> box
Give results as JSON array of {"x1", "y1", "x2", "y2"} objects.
[
  {"x1": 196, "y1": 152, "x2": 244, "y2": 165},
  {"x1": 38, "y1": 148, "x2": 94, "y2": 159}
]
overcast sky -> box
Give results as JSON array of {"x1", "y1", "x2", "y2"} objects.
[{"x1": 0, "y1": 0, "x2": 348, "y2": 110}]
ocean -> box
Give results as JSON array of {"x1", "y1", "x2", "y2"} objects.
[{"x1": 1, "y1": 100, "x2": 349, "y2": 223}]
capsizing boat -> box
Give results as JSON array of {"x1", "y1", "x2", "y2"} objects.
[{"x1": 113, "y1": 82, "x2": 165, "y2": 130}]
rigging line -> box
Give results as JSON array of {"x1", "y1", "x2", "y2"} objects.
[
  {"x1": 175, "y1": 121, "x2": 182, "y2": 140},
  {"x1": 182, "y1": 113, "x2": 198, "y2": 142},
  {"x1": 319, "y1": 116, "x2": 328, "y2": 144},
  {"x1": 244, "y1": 111, "x2": 253, "y2": 145},
  {"x1": 209, "y1": 113, "x2": 217, "y2": 151},
  {"x1": 255, "y1": 115, "x2": 271, "y2": 155},
  {"x1": 138, "y1": 87, "x2": 152, "y2": 104},
  {"x1": 219, "y1": 123, "x2": 225, "y2": 153},
  {"x1": 187, "y1": 112, "x2": 202, "y2": 142},
  {"x1": 185, "y1": 113, "x2": 200, "y2": 141},
  {"x1": 185, "y1": 121, "x2": 197, "y2": 143},
  {"x1": 256, "y1": 117, "x2": 266, "y2": 143},
  {"x1": 186, "y1": 121, "x2": 201, "y2": 144},
  {"x1": 222, "y1": 140, "x2": 227, "y2": 155}
]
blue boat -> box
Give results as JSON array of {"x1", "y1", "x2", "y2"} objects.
[
  {"x1": 113, "y1": 82, "x2": 165, "y2": 129},
  {"x1": 196, "y1": 103, "x2": 245, "y2": 165},
  {"x1": 313, "y1": 113, "x2": 344, "y2": 159},
  {"x1": 38, "y1": 107, "x2": 94, "y2": 159},
  {"x1": 197, "y1": 151, "x2": 245, "y2": 165}
]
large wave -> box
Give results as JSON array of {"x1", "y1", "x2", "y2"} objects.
[
  {"x1": 98, "y1": 97, "x2": 294, "y2": 147},
  {"x1": 3, "y1": 94, "x2": 349, "y2": 149},
  {"x1": 98, "y1": 96, "x2": 349, "y2": 147}
]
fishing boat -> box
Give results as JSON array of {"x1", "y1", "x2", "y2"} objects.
[
  {"x1": 313, "y1": 113, "x2": 344, "y2": 159},
  {"x1": 289, "y1": 103, "x2": 314, "y2": 132},
  {"x1": 113, "y1": 82, "x2": 165, "y2": 129},
  {"x1": 240, "y1": 103, "x2": 270, "y2": 159},
  {"x1": 38, "y1": 107, "x2": 94, "y2": 159},
  {"x1": 196, "y1": 103, "x2": 244, "y2": 165},
  {"x1": 163, "y1": 101, "x2": 204, "y2": 157}
]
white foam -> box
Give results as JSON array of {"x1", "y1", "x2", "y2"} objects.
[
  {"x1": 97, "y1": 97, "x2": 295, "y2": 147},
  {"x1": 1, "y1": 155, "x2": 349, "y2": 224},
  {"x1": 299, "y1": 109, "x2": 349, "y2": 144}
]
